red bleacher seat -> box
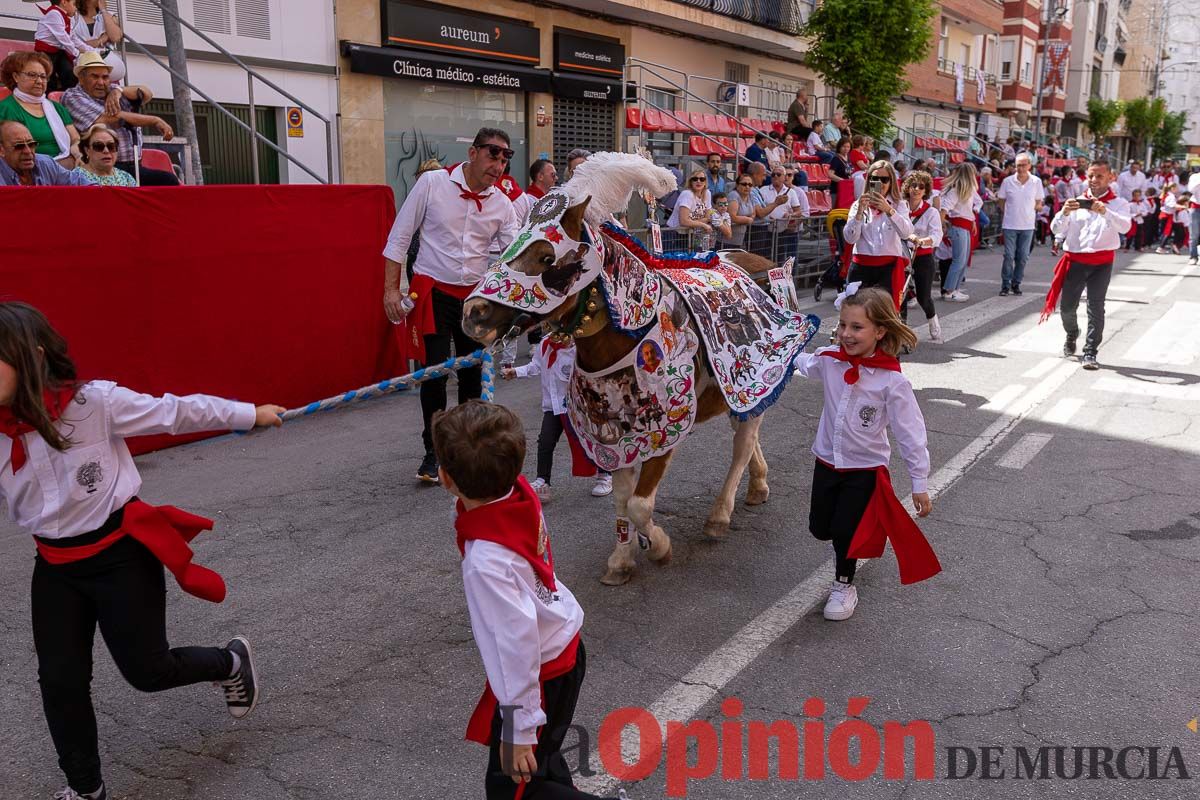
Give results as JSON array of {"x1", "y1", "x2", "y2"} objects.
[
  {"x1": 702, "y1": 114, "x2": 721, "y2": 135},
  {"x1": 737, "y1": 138, "x2": 749, "y2": 156},
  {"x1": 641, "y1": 108, "x2": 664, "y2": 132},
  {"x1": 688, "y1": 136, "x2": 709, "y2": 157},
  {"x1": 141, "y1": 148, "x2": 175, "y2": 173},
  {"x1": 624, "y1": 107, "x2": 643, "y2": 129},
  {"x1": 48, "y1": 91, "x2": 64, "y2": 103},
  {"x1": 770, "y1": 120, "x2": 786, "y2": 136},
  {"x1": 684, "y1": 111, "x2": 703, "y2": 132},
  {"x1": 717, "y1": 137, "x2": 735, "y2": 157},
  {"x1": 0, "y1": 88, "x2": 10, "y2": 101},
  {"x1": 738, "y1": 117, "x2": 755, "y2": 135},
  {"x1": 716, "y1": 116, "x2": 737, "y2": 136}
]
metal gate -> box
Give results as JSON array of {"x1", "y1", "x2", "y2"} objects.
[
  {"x1": 144, "y1": 99, "x2": 280, "y2": 185},
  {"x1": 552, "y1": 98, "x2": 618, "y2": 169}
]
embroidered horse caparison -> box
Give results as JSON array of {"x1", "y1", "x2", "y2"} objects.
[{"x1": 462, "y1": 152, "x2": 819, "y2": 585}]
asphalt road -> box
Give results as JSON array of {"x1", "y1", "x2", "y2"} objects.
[{"x1": 2, "y1": 243, "x2": 1198, "y2": 799}]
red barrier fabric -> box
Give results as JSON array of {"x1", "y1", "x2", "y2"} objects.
[{"x1": 0, "y1": 185, "x2": 400, "y2": 454}]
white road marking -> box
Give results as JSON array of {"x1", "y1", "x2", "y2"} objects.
[
  {"x1": 997, "y1": 432, "x2": 1054, "y2": 469},
  {"x1": 1122, "y1": 301, "x2": 1200, "y2": 366},
  {"x1": 576, "y1": 359, "x2": 1080, "y2": 795},
  {"x1": 1093, "y1": 375, "x2": 1200, "y2": 401},
  {"x1": 1153, "y1": 260, "x2": 1199, "y2": 298},
  {"x1": 982, "y1": 384, "x2": 1027, "y2": 412},
  {"x1": 1042, "y1": 397, "x2": 1085, "y2": 425},
  {"x1": 966, "y1": 277, "x2": 1053, "y2": 288},
  {"x1": 1022, "y1": 357, "x2": 1060, "y2": 379},
  {"x1": 929, "y1": 293, "x2": 1040, "y2": 343}
]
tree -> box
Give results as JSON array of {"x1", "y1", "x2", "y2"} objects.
[
  {"x1": 1153, "y1": 111, "x2": 1188, "y2": 158},
  {"x1": 1122, "y1": 97, "x2": 1166, "y2": 155},
  {"x1": 801, "y1": 0, "x2": 938, "y2": 139},
  {"x1": 1085, "y1": 98, "x2": 1124, "y2": 146}
]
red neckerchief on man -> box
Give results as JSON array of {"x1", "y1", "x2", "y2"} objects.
[
  {"x1": 1040, "y1": 188, "x2": 1118, "y2": 322},
  {"x1": 0, "y1": 385, "x2": 76, "y2": 473},
  {"x1": 526, "y1": 184, "x2": 546, "y2": 199},
  {"x1": 818, "y1": 346, "x2": 901, "y2": 385}
]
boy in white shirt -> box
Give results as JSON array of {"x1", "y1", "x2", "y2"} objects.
[{"x1": 433, "y1": 401, "x2": 623, "y2": 800}]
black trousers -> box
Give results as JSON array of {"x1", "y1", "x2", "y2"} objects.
[
  {"x1": 47, "y1": 49, "x2": 77, "y2": 92},
  {"x1": 910, "y1": 253, "x2": 937, "y2": 320},
  {"x1": 537, "y1": 411, "x2": 565, "y2": 482},
  {"x1": 421, "y1": 288, "x2": 483, "y2": 453},
  {"x1": 485, "y1": 640, "x2": 604, "y2": 799},
  {"x1": 937, "y1": 258, "x2": 952, "y2": 293},
  {"x1": 115, "y1": 160, "x2": 180, "y2": 186},
  {"x1": 808, "y1": 460, "x2": 876, "y2": 582},
  {"x1": 846, "y1": 261, "x2": 896, "y2": 300},
  {"x1": 33, "y1": 520, "x2": 232, "y2": 794},
  {"x1": 1059, "y1": 260, "x2": 1113, "y2": 356}
]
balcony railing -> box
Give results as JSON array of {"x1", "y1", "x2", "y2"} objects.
[
  {"x1": 936, "y1": 57, "x2": 999, "y2": 86},
  {"x1": 670, "y1": 0, "x2": 814, "y2": 35}
]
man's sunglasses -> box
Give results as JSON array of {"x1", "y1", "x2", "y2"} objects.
[
  {"x1": 479, "y1": 144, "x2": 515, "y2": 161},
  {"x1": 10, "y1": 140, "x2": 39, "y2": 152},
  {"x1": 737, "y1": 182, "x2": 752, "y2": 187},
  {"x1": 89, "y1": 141, "x2": 119, "y2": 153}
]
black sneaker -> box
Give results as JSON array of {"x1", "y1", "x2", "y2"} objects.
[
  {"x1": 1011, "y1": 284, "x2": 1023, "y2": 296},
  {"x1": 1063, "y1": 336, "x2": 1077, "y2": 357},
  {"x1": 1081, "y1": 354, "x2": 1100, "y2": 370},
  {"x1": 219, "y1": 636, "x2": 259, "y2": 719},
  {"x1": 999, "y1": 287, "x2": 1009, "y2": 296},
  {"x1": 417, "y1": 452, "x2": 439, "y2": 484}
]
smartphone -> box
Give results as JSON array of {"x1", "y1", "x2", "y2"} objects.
[
  {"x1": 1077, "y1": 198, "x2": 1094, "y2": 210},
  {"x1": 869, "y1": 178, "x2": 883, "y2": 194}
]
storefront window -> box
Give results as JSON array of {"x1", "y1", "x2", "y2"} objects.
[{"x1": 384, "y1": 81, "x2": 528, "y2": 206}]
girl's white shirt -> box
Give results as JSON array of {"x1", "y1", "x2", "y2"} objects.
[
  {"x1": 792, "y1": 346, "x2": 930, "y2": 493},
  {"x1": 0, "y1": 381, "x2": 255, "y2": 539}
]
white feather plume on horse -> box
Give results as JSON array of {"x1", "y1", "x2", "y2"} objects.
[{"x1": 564, "y1": 152, "x2": 678, "y2": 226}]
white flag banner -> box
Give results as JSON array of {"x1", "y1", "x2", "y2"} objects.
[
  {"x1": 976, "y1": 70, "x2": 987, "y2": 104},
  {"x1": 955, "y1": 63, "x2": 964, "y2": 104}
]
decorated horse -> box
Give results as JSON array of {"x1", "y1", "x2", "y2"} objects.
[{"x1": 462, "y1": 153, "x2": 820, "y2": 585}]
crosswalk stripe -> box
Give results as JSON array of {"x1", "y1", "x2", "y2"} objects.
[
  {"x1": 1022, "y1": 357, "x2": 1060, "y2": 378},
  {"x1": 982, "y1": 384, "x2": 1027, "y2": 412},
  {"x1": 997, "y1": 433, "x2": 1054, "y2": 469},
  {"x1": 1042, "y1": 397, "x2": 1085, "y2": 425},
  {"x1": 1122, "y1": 301, "x2": 1200, "y2": 366}
]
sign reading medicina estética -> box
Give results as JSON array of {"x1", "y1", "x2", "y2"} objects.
[{"x1": 382, "y1": 1, "x2": 541, "y2": 66}]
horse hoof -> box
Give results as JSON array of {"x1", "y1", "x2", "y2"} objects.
[
  {"x1": 703, "y1": 519, "x2": 729, "y2": 539},
  {"x1": 649, "y1": 541, "x2": 672, "y2": 565},
  {"x1": 745, "y1": 485, "x2": 770, "y2": 506},
  {"x1": 600, "y1": 567, "x2": 634, "y2": 586}
]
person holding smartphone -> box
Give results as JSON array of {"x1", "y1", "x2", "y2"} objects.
[
  {"x1": 843, "y1": 160, "x2": 913, "y2": 309},
  {"x1": 1044, "y1": 159, "x2": 1132, "y2": 371}
]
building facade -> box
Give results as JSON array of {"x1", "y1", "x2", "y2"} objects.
[
  {"x1": 0, "y1": 0, "x2": 338, "y2": 184},
  {"x1": 1158, "y1": 11, "x2": 1200, "y2": 159},
  {"x1": 336, "y1": 0, "x2": 821, "y2": 204},
  {"x1": 997, "y1": 0, "x2": 1074, "y2": 142},
  {"x1": 893, "y1": 0, "x2": 1003, "y2": 140},
  {"x1": 1062, "y1": 0, "x2": 1129, "y2": 148}
]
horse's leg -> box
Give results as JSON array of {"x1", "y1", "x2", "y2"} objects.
[
  {"x1": 745, "y1": 433, "x2": 770, "y2": 506},
  {"x1": 628, "y1": 452, "x2": 675, "y2": 565},
  {"x1": 704, "y1": 415, "x2": 765, "y2": 538},
  {"x1": 601, "y1": 467, "x2": 639, "y2": 586}
]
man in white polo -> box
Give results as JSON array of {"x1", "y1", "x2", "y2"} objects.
[
  {"x1": 996, "y1": 152, "x2": 1043, "y2": 296},
  {"x1": 382, "y1": 127, "x2": 519, "y2": 482}
]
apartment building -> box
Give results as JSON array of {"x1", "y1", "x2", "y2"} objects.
[
  {"x1": 337, "y1": 0, "x2": 822, "y2": 204},
  {"x1": 893, "y1": 0, "x2": 1004, "y2": 140},
  {"x1": 1062, "y1": 0, "x2": 1129, "y2": 146},
  {"x1": 997, "y1": 0, "x2": 1073, "y2": 140}
]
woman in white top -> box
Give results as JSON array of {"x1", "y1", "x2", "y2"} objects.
[
  {"x1": 844, "y1": 160, "x2": 913, "y2": 308},
  {"x1": 938, "y1": 161, "x2": 982, "y2": 301},
  {"x1": 667, "y1": 169, "x2": 714, "y2": 251},
  {"x1": 766, "y1": 134, "x2": 789, "y2": 170},
  {"x1": 901, "y1": 170, "x2": 944, "y2": 341},
  {"x1": 73, "y1": 0, "x2": 126, "y2": 82}
]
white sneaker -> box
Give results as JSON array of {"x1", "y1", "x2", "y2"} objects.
[
  {"x1": 823, "y1": 581, "x2": 859, "y2": 621},
  {"x1": 530, "y1": 477, "x2": 551, "y2": 501},
  {"x1": 928, "y1": 315, "x2": 944, "y2": 343},
  {"x1": 591, "y1": 473, "x2": 613, "y2": 497},
  {"x1": 1155, "y1": 247, "x2": 1167, "y2": 254},
  {"x1": 945, "y1": 290, "x2": 969, "y2": 302}
]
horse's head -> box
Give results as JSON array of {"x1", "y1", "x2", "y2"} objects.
[{"x1": 463, "y1": 191, "x2": 602, "y2": 344}]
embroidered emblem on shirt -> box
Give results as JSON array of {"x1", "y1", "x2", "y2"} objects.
[
  {"x1": 533, "y1": 575, "x2": 556, "y2": 605},
  {"x1": 75, "y1": 461, "x2": 103, "y2": 494},
  {"x1": 858, "y1": 405, "x2": 879, "y2": 428}
]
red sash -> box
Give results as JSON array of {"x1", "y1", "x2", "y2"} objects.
[
  {"x1": 1039, "y1": 250, "x2": 1114, "y2": 323},
  {"x1": 819, "y1": 460, "x2": 942, "y2": 585},
  {"x1": 850, "y1": 253, "x2": 908, "y2": 311},
  {"x1": 397, "y1": 274, "x2": 477, "y2": 363},
  {"x1": 456, "y1": 477, "x2": 580, "y2": 745},
  {"x1": 33, "y1": 6, "x2": 72, "y2": 57},
  {"x1": 36, "y1": 500, "x2": 227, "y2": 603}
]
